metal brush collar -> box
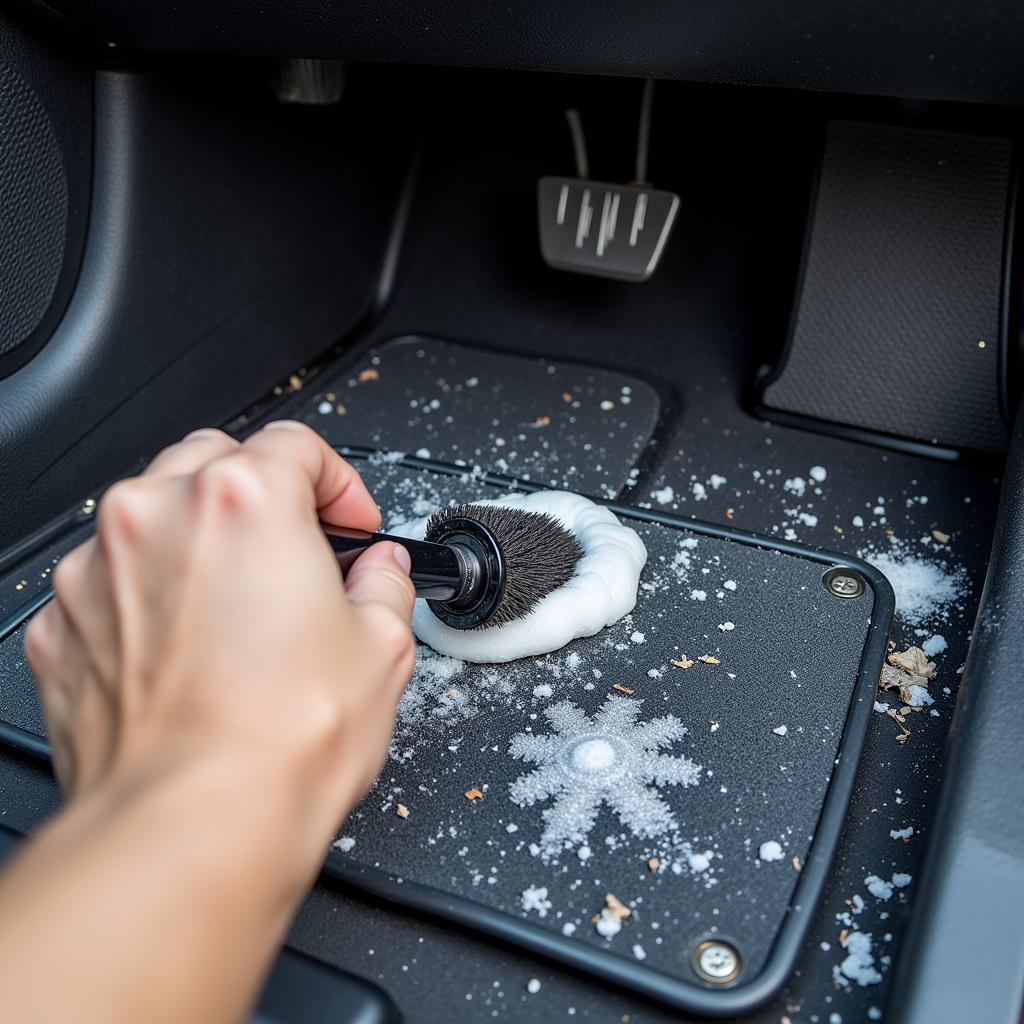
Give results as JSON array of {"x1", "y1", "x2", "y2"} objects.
[{"x1": 424, "y1": 515, "x2": 507, "y2": 629}]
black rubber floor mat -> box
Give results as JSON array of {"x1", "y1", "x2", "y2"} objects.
[
  {"x1": 0, "y1": 453, "x2": 892, "y2": 1015},
  {"x1": 291, "y1": 336, "x2": 663, "y2": 499},
  {"x1": 318, "y1": 455, "x2": 892, "y2": 1014}
]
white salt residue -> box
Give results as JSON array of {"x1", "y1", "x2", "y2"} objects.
[
  {"x1": 905, "y1": 684, "x2": 934, "y2": 708},
  {"x1": 600, "y1": 400, "x2": 615, "y2": 411},
  {"x1": 692, "y1": 482, "x2": 707, "y2": 501},
  {"x1": 333, "y1": 836, "x2": 356, "y2": 852},
  {"x1": 773, "y1": 725, "x2": 788, "y2": 736},
  {"x1": 852, "y1": 515, "x2": 864, "y2": 528},
  {"x1": 718, "y1": 621, "x2": 735, "y2": 632},
  {"x1": 521, "y1": 885, "x2": 552, "y2": 917},
  {"x1": 576, "y1": 844, "x2": 593, "y2": 863},
  {"x1": 687, "y1": 850, "x2": 712, "y2": 872},
  {"x1": 526, "y1": 979, "x2": 541, "y2": 994},
  {"x1": 632, "y1": 944, "x2": 647, "y2": 961},
  {"x1": 595, "y1": 908, "x2": 622, "y2": 939},
  {"x1": 865, "y1": 872, "x2": 910, "y2": 900},
  {"x1": 505, "y1": 823, "x2": 519, "y2": 833},
  {"x1": 630, "y1": 631, "x2": 646, "y2": 644},
  {"x1": 872, "y1": 701, "x2": 890, "y2": 713},
  {"x1": 859, "y1": 545, "x2": 967, "y2": 625},
  {"x1": 921, "y1": 634, "x2": 948, "y2": 656},
  {"x1": 690, "y1": 589, "x2": 707, "y2": 602},
  {"x1": 759, "y1": 840, "x2": 784, "y2": 862},
  {"x1": 533, "y1": 683, "x2": 553, "y2": 698},
  {"x1": 783, "y1": 476, "x2": 806, "y2": 497},
  {"x1": 317, "y1": 400, "x2": 333, "y2": 414},
  {"x1": 565, "y1": 651, "x2": 582, "y2": 670},
  {"x1": 809, "y1": 465, "x2": 827, "y2": 483},
  {"x1": 414, "y1": 448, "x2": 431, "y2": 459},
  {"x1": 651, "y1": 486, "x2": 674, "y2": 504},
  {"x1": 837, "y1": 931, "x2": 882, "y2": 987},
  {"x1": 394, "y1": 491, "x2": 647, "y2": 663},
  {"x1": 890, "y1": 827, "x2": 914, "y2": 841},
  {"x1": 797, "y1": 511, "x2": 818, "y2": 528},
  {"x1": 561, "y1": 922, "x2": 576, "y2": 936},
  {"x1": 509, "y1": 697, "x2": 701, "y2": 853},
  {"x1": 723, "y1": 580, "x2": 737, "y2": 591},
  {"x1": 709, "y1": 474, "x2": 727, "y2": 489}
]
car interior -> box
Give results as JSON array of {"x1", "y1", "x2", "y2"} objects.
[{"x1": 1, "y1": 2, "x2": 1023, "y2": 1022}]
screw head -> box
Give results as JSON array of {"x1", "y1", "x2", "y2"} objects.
[
  {"x1": 823, "y1": 567, "x2": 865, "y2": 599},
  {"x1": 692, "y1": 939, "x2": 741, "y2": 984}
]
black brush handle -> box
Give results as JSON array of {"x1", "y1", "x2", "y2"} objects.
[{"x1": 325, "y1": 528, "x2": 466, "y2": 600}]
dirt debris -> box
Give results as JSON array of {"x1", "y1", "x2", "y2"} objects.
[
  {"x1": 464, "y1": 788, "x2": 484, "y2": 801},
  {"x1": 396, "y1": 803, "x2": 410, "y2": 819},
  {"x1": 605, "y1": 892, "x2": 631, "y2": 922},
  {"x1": 698, "y1": 655, "x2": 721, "y2": 665},
  {"x1": 612, "y1": 683, "x2": 635, "y2": 695},
  {"x1": 357, "y1": 367, "x2": 380, "y2": 382},
  {"x1": 671, "y1": 657, "x2": 694, "y2": 670}
]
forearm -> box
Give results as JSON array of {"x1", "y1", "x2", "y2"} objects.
[{"x1": 0, "y1": 749, "x2": 323, "y2": 1024}]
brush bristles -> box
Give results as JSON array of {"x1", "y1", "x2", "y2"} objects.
[{"x1": 425, "y1": 503, "x2": 584, "y2": 628}]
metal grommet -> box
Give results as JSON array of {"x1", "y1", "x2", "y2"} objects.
[
  {"x1": 822, "y1": 566, "x2": 865, "y2": 600},
  {"x1": 691, "y1": 939, "x2": 741, "y2": 985}
]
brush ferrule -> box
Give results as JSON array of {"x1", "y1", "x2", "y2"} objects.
[{"x1": 425, "y1": 517, "x2": 507, "y2": 630}]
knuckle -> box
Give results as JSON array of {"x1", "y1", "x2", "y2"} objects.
[
  {"x1": 51, "y1": 546, "x2": 87, "y2": 604},
  {"x1": 362, "y1": 603, "x2": 414, "y2": 655},
  {"x1": 97, "y1": 480, "x2": 146, "y2": 541},
  {"x1": 193, "y1": 454, "x2": 269, "y2": 512}
]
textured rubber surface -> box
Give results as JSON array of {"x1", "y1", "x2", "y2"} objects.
[
  {"x1": 292, "y1": 336, "x2": 662, "y2": 499},
  {"x1": 762, "y1": 120, "x2": 1012, "y2": 453},
  {"x1": 0, "y1": 61, "x2": 66, "y2": 358}
]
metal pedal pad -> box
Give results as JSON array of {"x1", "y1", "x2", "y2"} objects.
[{"x1": 538, "y1": 176, "x2": 679, "y2": 282}]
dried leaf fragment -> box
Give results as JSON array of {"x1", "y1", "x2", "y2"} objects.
[
  {"x1": 396, "y1": 804, "x2": 410, "y2": 819},
  {"x1": 612, "y1": 683, "x2": 634, "y2": 695},
  {"x1": 792, "y1": 856, "x2": 802, "y2": 872},
  {"x1": 698, "y1": 655, "x2": 721, "y2": 665},
  {"x1": 605, "y1": 892, "x2": 631, "y2": 922},
  {"x1": 887, "y1": 646, "x2": 936, "y2": 679},
  {"x1": 464, "y1": 788, "x2": 484, "y2": 801},
  {"x1": 671, "y1": 657, "x2": 694, "y2": 670},
  {"x1": 358, "y1": 368, "x2": 380, "y2": 382}
]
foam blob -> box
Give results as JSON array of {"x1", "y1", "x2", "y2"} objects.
[{"x1": 391, "y1": 491, "x2": 647, "y2": 663}]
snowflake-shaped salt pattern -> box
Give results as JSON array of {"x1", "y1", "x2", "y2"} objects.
[{"x1": 509, "y1": 697, "x2": 702, "y2": 852}]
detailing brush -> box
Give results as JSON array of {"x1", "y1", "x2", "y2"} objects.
[{"x1": 327, "y1": 503, "x2": 583, "y2": 630}]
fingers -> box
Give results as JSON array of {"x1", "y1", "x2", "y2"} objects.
[
  {"x1": 242, "y1": 421, "x2": 381, "y2": 532},
  {"x1": 344, "y1": 542, "x2": 416, "y2": 626},
  {"x1": 143, "y1": 428, "x2": 240, "y2": 479}
]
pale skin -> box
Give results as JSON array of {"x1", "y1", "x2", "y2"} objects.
[{"x1": 0, "y1": 420, "x2": 417, "y2": 1023}]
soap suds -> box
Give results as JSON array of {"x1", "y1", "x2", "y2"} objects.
[{"x1": 393, "y1": 491, "x2": 647, "y2": 663}]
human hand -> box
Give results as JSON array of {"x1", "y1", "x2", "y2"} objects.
[{"x1": 25, "y1": 420, "x2": 415, "y2": 872}]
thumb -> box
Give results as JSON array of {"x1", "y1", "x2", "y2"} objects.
[{"x1": 343, "y1": 542, "x2": 416, "y2": 625}]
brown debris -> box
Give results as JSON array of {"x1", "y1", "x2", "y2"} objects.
[
  {"x1": 604, "y1": 892, "x2": 631, "y2": 923},
  {"x1": 726, "y1": 507, "x2": 735, "y2": 520},
  {"x1": 612, "y1": 683, "x2": 635, "y2": 695},
  {"x1": 561, "y1": 392, "x2": 573, "y2": 403},
  {"x1": 335, "y1": 403, "x2": 347, "y2": 416},
  {"x1": 647, "y1": 857, "x2": 660, "y2": 872},
  {"x1": 792, "y1": 856, "x2": 802, "y2": 872},
  {"x1": 671, "y1": 657, "x2": 695, "y2": 670},
  {"x1": 288, "y1": 374, "x2": 303, "y2": 391},
  {"x1": 464, "y1": 788, "x2": 484, "y2": 801},
  {"x1": 698, "y1": 655, "x2": 721, "y2": 665},
  {"x1": 396, "y1": 804, "x2": 410, "y2": 819},
  {"x1": 888, "y1": 646, "x2": 936, "y2": 679},
  {"x1": 932, "y1": 529, "x2": 950, "y2": 545},
  {"x1": 531, "y1": 415, "x2": 551, "y2": 427},
  {"x1": 357, "y1": 367, "x2": 380, "y2": 382}
]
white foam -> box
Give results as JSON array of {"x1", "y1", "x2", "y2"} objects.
[{"x1": 392, "y1": 491, "x2": 647, "y2": 663}]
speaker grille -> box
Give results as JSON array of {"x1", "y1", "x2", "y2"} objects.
[{"x1": 0, "y1": 61, "x2": 68, "y2": 359}]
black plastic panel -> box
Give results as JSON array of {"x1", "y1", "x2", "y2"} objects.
[
  {"x1": 0, "y1": 66, "x2": 409, "y2": 547},
  {"x1": 32, "y1": 0, "x2": 1024, "y2": 107},
  {"x1": 761, "y1": 120, "x2": 1013, "y2": 455}
]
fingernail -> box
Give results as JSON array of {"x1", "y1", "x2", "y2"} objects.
[
  {"x1": 392, "y1": 544, "x2": 412, "y2": 574},
  {"x1": 183, "y1": 427, "x2": 220, "y2": 441}
]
